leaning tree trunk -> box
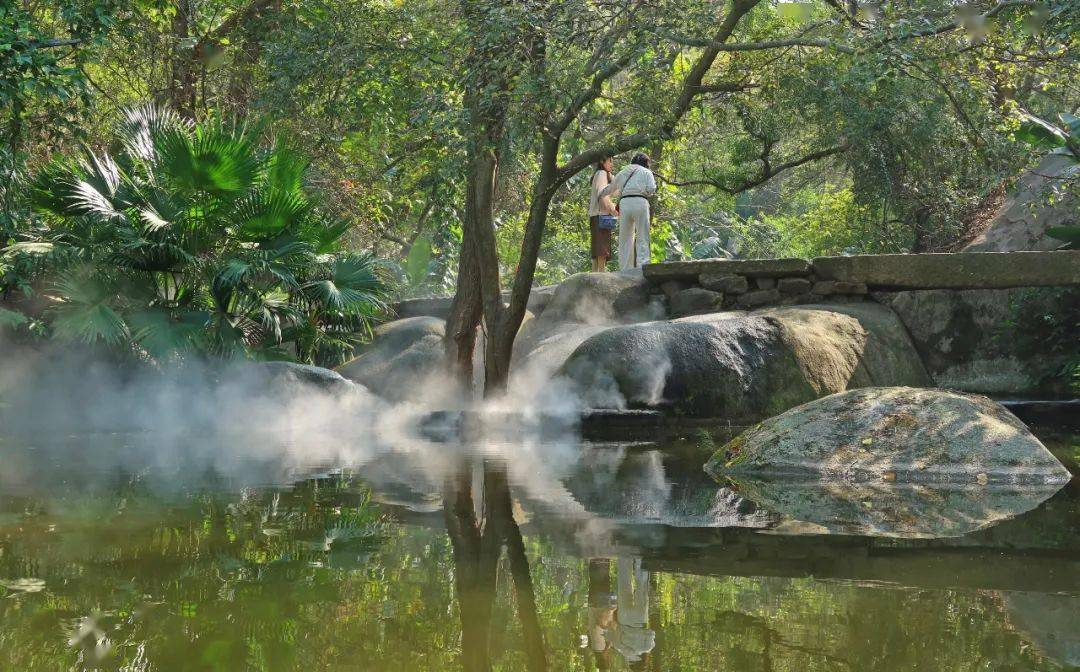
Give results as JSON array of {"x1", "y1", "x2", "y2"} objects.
[{"x1": 481, "y1": 142, "x2": 560, "y2": 394}]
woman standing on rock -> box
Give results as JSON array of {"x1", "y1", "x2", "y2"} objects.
[
  {"x1": 600, "y1": 153, "x2": 657, "y2": 271},
  {"x1": 588, "y1": 156, "x2": 619, "y2": 272}
]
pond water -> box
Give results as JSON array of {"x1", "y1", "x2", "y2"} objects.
[{"x1": 0, "y1": 428, "x2": 1076, "y2": 671}]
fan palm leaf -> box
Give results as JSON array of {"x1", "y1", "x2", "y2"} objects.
[
  {"x1": 129, "y1": 308, "x2": 209, "y2": 360},
  {"x1": 22, "y1": 103, "x2": 392, "y2": 364},
  {"x1": 49, "y1": 265, "x2": 130, "y2": 346},
  {"x1": 153, "y1": 122, "x2": 260, "y2": 200},
  {"x1": 302, "y1": 253, "x2": 388, "y2": 315},
  {"x1": 116, "y1": 103, "x2": 191, "y2": 165},
  {"x1": 230, "y1": 190, "x2": 312, "y2": 241},
  {"x1": 264, "y1": 140, "x2": 309, "y2": 195}
]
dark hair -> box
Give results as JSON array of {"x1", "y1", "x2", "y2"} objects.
[
  {"x1": 630, "y1": 152, "x2": 651, "y2": 169},
  {"x1": 594, "y1": 157, "x2": 612, "y2": 173}
]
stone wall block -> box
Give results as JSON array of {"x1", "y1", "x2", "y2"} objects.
[
  {"x1": 737, "y1": 288, "x2": 781, "y2": 308},
  {"x1": 700, "y1": 272, "x2": 749, "y2": 294},
  {"x1": 778, "y1": 277, "x2": 813, "y2": 295},
  {"x1": 833, "y1": 281, "x2": 869, "y2": 295},
  {"x1": 670, "y1": 288, "x2": 725, "y2": 318}
]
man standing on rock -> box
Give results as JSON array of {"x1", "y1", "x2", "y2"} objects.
[{"x1": 600, "y1": 153, "x2": 657, "y2": 271}]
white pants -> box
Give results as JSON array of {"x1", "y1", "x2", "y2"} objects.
[{"x1": 618, "y1": 197, "x2": 651, "y2": 270}]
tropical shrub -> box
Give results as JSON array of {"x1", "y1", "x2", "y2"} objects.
[{"x1": 3, "y1": 105, "x2": 390, "y2": 367}]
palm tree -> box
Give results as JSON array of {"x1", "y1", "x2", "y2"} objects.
[{"x1": 9, "y1": 104, "x2": 389, "y2": 366}]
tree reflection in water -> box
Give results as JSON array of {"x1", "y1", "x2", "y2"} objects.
[
  {"x1": 443, "y1": 458, "x2": 661, "y2": 671},
  {"x1": 444, "y1": 458, "x2": 547, "y2": 672}
]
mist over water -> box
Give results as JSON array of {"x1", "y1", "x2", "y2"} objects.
[{"x1": 0, "y1": 335, "x2": 597, "y2": 506}]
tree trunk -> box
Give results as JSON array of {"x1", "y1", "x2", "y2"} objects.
[
  {"x1": 486, "y1": 467, "x2": 547, "y2": 671},
  {"x1": 912, "y1": 205, "x2": 932, "y2": 252},
  {"x1": 482, "y1": 157, "x2": 559, "y2": 394},
  {"x1": 445, "y1": 173, "x2": 483, "y2": 386},
  {"x1": 167, "y1": 0, "x2": 197, "y2": 117}
]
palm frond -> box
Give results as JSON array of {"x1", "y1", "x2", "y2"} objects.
[
  {"x1": 28, "y1": 162, "x2": 85, "y2": 218},
  {"x1": 308, "y1": 217, "x2": 352, "y2": 255},
  {"x1": 116, "y1": 103, "x2": 191, "y2": 164},
  {"x1": 80, "y1": 148, "x2": 122, "y2": 199},
  {"x1": 70, "y1": 179, "x2": 126, "y2": 222},
  {"x1": 129, "y1": 308, "x2": 208, "y2": 360},
  {"x1": 3, "y1": 241, "x2": 56, "y2": 257},
  {"x1": 0, "y1": 307, "x2": 28, "y2": 329},
  {"x1": 231, "y1": 190, "x2": 312, "y2": 241},
  {"x1": 302, "y1": 252, "x2": 389, "y2": 314},
  {"x1": 264, "y1": 139, "x2": 309, "y2": 195},
  {"x1": 49, "y1": 266, "x2": 130, "y2": 346},
  {"x1": 154, "y1": 121, "x2": 261, "y2": 199}
]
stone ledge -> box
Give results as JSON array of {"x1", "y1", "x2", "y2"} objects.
[
  {"x1": 812, "y1": 251, "x2": 1080, "y2": 289},
  {"x1": 644, "y1": 257, "x2": 811, "y2": 282}
]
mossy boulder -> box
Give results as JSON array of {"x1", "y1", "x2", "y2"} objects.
[
  {"x1": 873, "y1": 286, "x2": 1078, "y2": 396},
  {"x1": 249, "y1": 362, "x2": 363, "y2": 397},
  {"x1": 705, "y1": 387, "x2": 1071, "y2": 485}
]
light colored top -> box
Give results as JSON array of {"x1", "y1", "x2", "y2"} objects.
[
  {"x1": 589, "y1": 170, "x2": 618, "y2": 217},
  {"x1": 600, "y1": 164, "x2": 657, "y2": 200}
]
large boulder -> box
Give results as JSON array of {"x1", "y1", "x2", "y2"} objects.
[
  {"x1": 874, "y1": 286, "x2": 1077, "y2": 395},
  {"x1": 964, "y1": 154, "x2": 1079, "y2": 252},
  {"x1": 246, "y1": 361, "x2": 363, "y2": 398},
  {"x1": 514, "y1": 271, "x2": 663, "y2": 361},
  {"x1": 337, "y1": 316, "x2": 446, "y2": 402},
  {"x1": 705, "y1": 387, "x2": 1071, "y2": 485},
  {"x1": 558, "y1": 303, "x2": 930, "y2": 421}
]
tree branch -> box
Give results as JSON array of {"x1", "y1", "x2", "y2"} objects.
[
  {"x1": 551, "y1": 47, "x2": 639, "y2": 136},
  {"x1": 558, "y1": 0, "x2": 762, "y2": 181},
  {"x1": 662, "y1": 144, "x2": 848, "y2": 193},
  {"x1": 196, "y1": 0, "x2": 277, "y2": 50},
  {"x1": 661, "y1": 35, "x2": 855, "y2": 54},
  {"x1": 27, "y1": 38, "x2": 83, "y2": 49}
]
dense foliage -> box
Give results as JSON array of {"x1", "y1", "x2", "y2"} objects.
[
  {"x1": 5, "y1": 105, "x2": 388, "y2": 366},
  {"x1": 1, "y1": 0, "x2": 1075, "y2": 295}
]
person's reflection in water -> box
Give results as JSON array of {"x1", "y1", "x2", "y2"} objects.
[
  {"x1": 586, "y1": 559, "x2": 616, "y2": 669},
  {"x1": 584, "y1": 556, "x2": 656, "y2": 668},
  {"x1": 613, "y1": 557, "x2": 656, "y2": 666}
]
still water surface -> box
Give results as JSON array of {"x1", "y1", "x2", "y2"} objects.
[{"x1": 0, "y1": 429, "x2": 1077, "y2": 671}]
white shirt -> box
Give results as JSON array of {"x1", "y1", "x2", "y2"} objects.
[{"x1": 600, "y1": 164, "x2": 657, "y2": 200}]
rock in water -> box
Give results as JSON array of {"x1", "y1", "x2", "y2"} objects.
[
  {"x1": 705, "y1": 387, "x2": 1071, "y2": 485},
  {"x1": 1003, "y1": 593, "x2": 1080, "y2": 667},
  {"x1": 559, "y1": 303, "x2": 930, "y2": 420}
]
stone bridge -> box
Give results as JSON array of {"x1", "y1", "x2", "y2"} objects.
[
  {"x1": 643, "y1": 250, "x2": 1079, "y2": 312},
  {"x1": 395, "y1": 251, "x2": 1079, "y2": 318}
]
